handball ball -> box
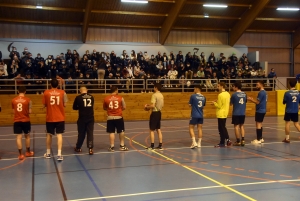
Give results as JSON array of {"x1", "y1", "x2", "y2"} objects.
[{"x1": 144, "y1": 104, "x2": 150, "y2": 111}]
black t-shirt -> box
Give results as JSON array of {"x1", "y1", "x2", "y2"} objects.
[{"x1": 73, "y1": 93, "x2": 94, "y2": 119}]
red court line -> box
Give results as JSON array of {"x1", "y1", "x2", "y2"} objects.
[{"x1": 0, "y1": 158, "x2": 26, "y2": 171}]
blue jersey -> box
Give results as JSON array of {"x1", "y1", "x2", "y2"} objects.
[
  {"x1": 189, "y1": 93, "x2": 206, "y2": 118},
  {"x1": 283, "y1": 90, "x2": 300, "y2": 113},
  {"x1": 256, "y1": 90, "x2": 267, "y2": 113},
  {"x1": 230, "y1": 91, "x2": 247, "y2": 116}
]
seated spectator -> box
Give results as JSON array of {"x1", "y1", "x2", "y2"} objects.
[
  {"x1": 208, "y1": 52, "x2": 216, "y2": 67},
  {"x1": 162, "y1": 52, "x2": 168, "y2": 68},
  {"x1": 185, "y1": 63, "x2": 192, "y2": 79},
  {"x1": 148, "y1": 55, "x2": 157, "y2": 75},
  {"x1": 45, "y1": 55, "x2": 53, "y2": 67},
  {"x1": 243, "y1": 66, "x2": 251, "y2": 79},
  {"x1": 178, "y1": 62, "x2": 185, "y2": 77},
  {"x1": 211, "y1": 72, "x2": 219, "y2": 89},
  {"x1": 65, "y1": 49, "x2": 73, "y2": 65},
  {"x1": 49, "y1": 60, "x2": 58, "y2": 78},
  {"x1": 10, "y1": 59, "x2": 19, "y2": 78},
  {"x1": 167, "y1": 66, "x2": 178, "y2": 87},
  {"x1": 156, "y1": 61, "x2": 164, "y2": 76},
  {"x1": 9, "y1": 47, "x2": 20, "y2": 60},
  {"x1": 72, "y1": 50, "x2": 80, "y2": 64},
  {"x1": 84, "y1": 73, "x2": 93, "y2": 85},
  {"x1": 230, "y1": 67, "x2": 236, "y2": 79},
  {"x1": 78, "y1": 73, "x2": 85, "y2": 85},
  {"x1": 34, "y1": 53, "x2": 44, "y2": 67},
  {"x1": 130, "y1": 50, "x2": 137, "y2": 60},
  {"x1": 37, "y1": 61, "x2": 47, "y2": 79},
  {"x1": 257, "y1": 67, "x2": 265, "y2": 78},
  {"x1": 230, "y1": 53, "x2": 238, "y2": 67},
  {"x1": 199, "y1": 52, "x2": 206, "y2": 67},
  {"x1": 218, "y1": 56, "x2": 227, "y2": 71},
  {"x1": 250, "y1": 68, "x2": 258, "y2": 78},
  {"x1": 0, "y1": 60, "x2": 8, "y2": 78},
  {"x1": 176, "y1": 51, "x2": 184, "y2": 66},
  {"x1": 24, "y1": 59, "x2": 34, "y2": 76},
  {"x1": 168, "y1": 51, "x2": 175, "y2": 62}
]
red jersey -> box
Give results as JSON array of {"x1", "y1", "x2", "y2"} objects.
[
  {"x1": 12, "y1": 95, "x2": 31, "y2": 122},
  {"x1": 43, "y1": 88, "x2": 67, "y2": 122},
  {"x1": 103, "y1": 95, "x2": 125, "y2": 116}
]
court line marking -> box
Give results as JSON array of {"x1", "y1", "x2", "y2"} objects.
[
  {"x1": 67, "y1": 179, "x2": 300, "y2": 201},
  {"x1": 97, "y1": 123, "x2": 256, "y2": 201}
]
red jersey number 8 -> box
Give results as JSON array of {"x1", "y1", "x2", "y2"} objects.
[{"x1": 109, "y1": 101, "x2": 119, "y2": 109}]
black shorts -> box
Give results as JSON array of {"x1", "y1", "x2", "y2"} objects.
[
  {"x1": 231, "y1": 115, "x2": 245, "y2": 125},
  {"x1": 150, "y1": 111, "x2": 161, "y2": 131},
  {"x1": 46, "y1": 121, "x2": 65, "y2": 135},
  {"x1": 284, "y1": 113, "x2": 299, "y2": 122},
  {"x1": 14, "y1": 122, "x2": 31, "y2": 134},
  {"x1": 255, "y1": 113, "x2": 266, "y2": 123},
  {"x1": 107, "y1": 118, "x2": 125, "y2": 133},
  {"x1": 189, "y1": 117, "x2": 203, "y2": 125}
]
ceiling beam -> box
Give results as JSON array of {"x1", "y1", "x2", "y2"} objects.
[
  {"x1": 179, "y1": 14, "x2": 239, "y2": 20},
  {"x1": 82, "y1": 0, "x2": 94, "y2": 43},
  {"x1": 256, "y1": 18, "x2": 300, "y2": 22},
  {"x1": 0, "y1": 3, "x2": 83, "y2": 12},
  {"x1": 229, "y1": 0, "x2": 270, "y2": 46},
  {"x1": 186, "y1": 1, "x2": 251, "y2": 7},
  {"x1": 89, "y1": 23, "x2": 160, "y2": 29},
  {"x1": 293, "y1": 26, "x2": 300, "y2": 49},
  {"x1": 173, "y1": 27, "x2": 230, "y2": 31},
  {"x1": 0, "y1": 18, "x2": 81, "y2": 26},
  {"x1": 148, "y1": 0, "x2": 175, "y2": 3},
  {"x1": 159, "y1": 0, "x2": 187, "y2": 45},
  {"x1": 91, "y1": 10, "x2": 167, "y2": 17}
]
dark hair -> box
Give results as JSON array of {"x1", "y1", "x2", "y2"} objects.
[
  {"x1": 51, "y1": 79, "x2": 59, "y2": 88},
  {"x1": 18, "y1": 86, "x2": 26, "y2": 93},
  {"x1": 233, "y1": 81, "x2": 242, "y2": 90},
  {"x1": 289, "y1": 79, "x2": 297, "y2": 88},
  {"x1": 110, "y1": 86, "x2": 118, "y2": 93},
  {"x1": 218, "y1": 82, "x2": 226, "y2": 88},
  {"x1": 257, "y1": 80, "x2": 264, "y2": 86},
  {"x1": 154, "y1": 83, "x2": 162, "y2": 91},
  {"x1": 194, "y1": 84, "x2": 202, "y2": 91}
]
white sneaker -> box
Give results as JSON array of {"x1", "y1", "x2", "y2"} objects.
[
  {"x1": 261, "y1": 138, "x2": 264, "y2": 143},
  {"x1": 190, "y1": 143, "x2": 197, "y2": 149},
  {"x1": 251, "y1": 139, "x2": 261, "y2": 144},
  {"x1": 197, "y1": 142, "x2": 201, "y2": 148},
  {"x1": 57, "y1": 155, "x2": 64, "y2": 161}
]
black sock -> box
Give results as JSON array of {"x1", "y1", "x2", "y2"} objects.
[
  {"x1": 256, "y1": 129, "x2": 260, "y2": 140},
  {"x1": 26, "y1": 147, "x2": 30, "y2": 152},
  {"x1": 257, "y1": 129, "x2": 262, "y2": 140},
  {"x1": 151, "y1": 143, "x2": 154, "y2": 148},
  {"x1": 242, "y1": 137, "x2": 245, "y2": 141},
  {"x1": 261, "y1": 127, "x2": 263, "y2": 139},
  {"x1": 18, "y1": 149, "x2": 22, "y2": 155},
  {"x1": 159, "y1": 143, "x2": 162, "y2": 147},
  {"x1": 236, "y1": 138, "x2": 240, "y2": 143}
]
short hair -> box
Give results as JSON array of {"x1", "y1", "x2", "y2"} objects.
[
  {"x1": 233, "y1": 82, "x2": 242, "y2": 90},
  {"x1": 18, "y1": 86, "x2": 26, "y2": 93},
  {"x1": 194, "y1": 84, "x2": 202, "y2": 91},
  {"x1": 289, "y1": 79, "x2": 297, "y2": 88},
  {"x1": 218, "y1": 82, "x2": 226, "y2": 88},
  {"x1": 110, "y1": 86, "x2": 118, "y2": 93},
  {"x1": 154, "y1": 83, "x2": 162, "y2": 91},
  {"x1": 51, "y1": 79, "x2": 59, "y2": 88},
  {"x1": 257, "y1": 80, "x2": 264, "y2": 86}
]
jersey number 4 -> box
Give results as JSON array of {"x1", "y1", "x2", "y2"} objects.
[
  {"x1": 83, "y1": 99, "x2": 92, "y2": 107},
  {"x1": 50, "y1": 96, "x2": 60, "y2": 105},
  {"x1": 109, "y1": 101, "x2": 119, "y2": 109},
  {"x1": 239, "y1": 98, "x2": 244, "y2": 104}
]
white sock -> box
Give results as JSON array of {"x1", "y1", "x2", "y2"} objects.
[
  {"x1": 191, "y1": 137, "x2": 196, "y2": 143},
  {"x1": 58, "y1": 150, "x2": 62, "y2": 156},
  {"x1": 198, "y1": 138, "x2": 202, "y2": 146},
  {"x1": 47, "y1": 149, "x2": 51, "y2": 155},
  {"x1": 111, "y1": 144, "x2": 114, "y2": 148},
  {"x1": 286, "y1": 135, "x2": 290, "y2": 140}
]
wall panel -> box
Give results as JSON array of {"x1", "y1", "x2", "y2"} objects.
[
  {"x1": 248, "y1": 48, "x2": 290, "y2": 63},
  {"x1": 86, "y1": 27, "x2": 159, "y2": 43},
  {"x1": 295, "y1": 48, "x2": 300, "y2": 75},
  {"x1": 236, "y1": 33, "x2": 291, "y2": 47},
  {"x1": 165, "y1": 30, "x2": 228, "y2": 45},
  {"x1": 0, "y1": 23, "x2": 81, "y2": 41}
]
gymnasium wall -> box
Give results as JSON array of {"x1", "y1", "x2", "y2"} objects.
[
  {"x1": 0, "y1": 92, "x2": 277, "y2": 126},
  {"x1": 295, "y1": 47, "x2": 300, "y2": 76}
]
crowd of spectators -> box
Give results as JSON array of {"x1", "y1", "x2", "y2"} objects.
[{"x1": 0, "y1": 47, "x2": 277, "y2": 92}]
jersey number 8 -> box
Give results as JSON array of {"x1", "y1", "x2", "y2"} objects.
[{"x1": 17, "y1": 103, "x2": 23, "y2": 112}]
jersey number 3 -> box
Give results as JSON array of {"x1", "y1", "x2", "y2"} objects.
[
  {"x1": 198, "y1": 101, "x2": 203, "y2": 108},
  {"x1": 109, "y1": 101, "x2": 119, "y2": 109}
]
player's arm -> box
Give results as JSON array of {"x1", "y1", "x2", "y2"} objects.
[
  {"x1": 63, "y1": 93, "x2": 68, "y2": 107},
  {"x1": 212, "y1": 94, "x2": 221, "y2": 108},
  {"x1": 282, "y1": 93, "x2": 287, "y2": 105},
  {"x1": 29, "y1": 100, "x2": 32, "y2": 114},
  {"x1": 146, "y1": 95, "x2": 156, "y2": 109},
  {"x1": 188, "y1": 96, "x2": 192, "y2": 107},
  {"x1": 230, "y1": 96, "x2": 233, "y2": 106},
  {"x1": 247, "y1": 96, "x2": 260, "y2": 104},
  {"x1": 12, "y1": 101, "x2": 15, "y2": 114},
  {"x1": 121, "y1": 98, "x2": 126, "y2": 111},
  {"x1": 72, "y1": 97, "x2": 79, "y2": 110},
  {"x1": 103, "y1": 100, "x2": 107, "y2": 110}
]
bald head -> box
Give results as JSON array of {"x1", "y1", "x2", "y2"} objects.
[{"x1": 80, "y1": 86, "x2": 88, "y2": 94}]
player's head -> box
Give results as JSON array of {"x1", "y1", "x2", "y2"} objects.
[
  {"x1": 289, "y1": 79, "x2": 297, "y2": 88},
  {"x1": 233, "y1": 82, "x2": 242, "y2": 91},
  {"x1": 18, "y1": 86, "x2": 26, "y2": 94},
  {"x1": 154, "y1": 83, "x2": 162, "y2": 92},
  {"x1": 110, "y1": 86, "x2": 118, "y2": 94},
  {"x1": 256, "y1": 80, "x2": 264, "y2": 90},
  {"x1": 218, "y1": 82, "x2": 226, "y2": 92},
  {"x1": 50, "y1": 79, "x2": 59, "y2": 88},
  {"x1": 193, "y1": 85, "x2": 202, "y2": 93},
  {"x1": 80, "y1": 86, "x2": 88, "y2": 94}
]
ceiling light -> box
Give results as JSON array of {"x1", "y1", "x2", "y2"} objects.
[
  {"x1": 276, "y1": 7, "x2": 299, "y2": 11},
  {"x1": 121, "y1": 0, "x2": 148, "y2": 3},
  {"x1": 203, "y1": 4, "x2": 228, "y2": 8},
  {"x1": 36, "y1": 6, "x2": 43, "y2": 9},
  {"x1": 204, "y1": 13, "x2": 209, "y2": 18}
]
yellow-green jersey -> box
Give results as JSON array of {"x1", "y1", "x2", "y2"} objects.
[{"x1": 213, "y1": 91, "x2": 230, "y2": 118}]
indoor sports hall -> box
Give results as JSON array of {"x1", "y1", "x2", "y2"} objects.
[{"x1": 1, "y1": 0, "x2": 300, "y2": 201}]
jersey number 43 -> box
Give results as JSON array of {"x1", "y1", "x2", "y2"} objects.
[{"x1": 109, "y1": 101, "x2": 119, "y2": 109}]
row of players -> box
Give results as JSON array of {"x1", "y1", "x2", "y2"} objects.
[{"x1": 4, "y1": 78, "x2": 300, "y2": 160}]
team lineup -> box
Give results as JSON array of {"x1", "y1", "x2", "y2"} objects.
[{"x1": 10, "y1": 79, "x2": 299, "y2": 161}]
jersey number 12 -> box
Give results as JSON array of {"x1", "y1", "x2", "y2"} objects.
[{"x1": 83, "y1": 99, "x2": 92, "y2": 107}]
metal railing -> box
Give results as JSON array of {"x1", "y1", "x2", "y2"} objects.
[{"x1": 0, "y1": 78, "x2": 276, "y2": 94}]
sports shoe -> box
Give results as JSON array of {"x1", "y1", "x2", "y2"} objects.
[
  {"x1": 156, "y1": 146, "x2": 163, "y2": 150},
  {"x1": 120, "y1": 145, "x2": 129, "y2": 151},
  {"x1": 89, "y1": 149, "x2": 94, "y2": 155},
  {"x1": 227, "y1": 140, "x2": 232, "y2": 146},
  {"x1": 44, "y1": 153, "x2": 51, "y2": 159},
  {"x1": 214, "y1": 144, "x2": 225, "y2": 148},
  {"x1": 25, "y1": 151, "x2": 34, "y2": 157},
  {"x1": 18, "y1": 154, "x2": 25, "y2": 160},
  {"x1": 251, "y1": 139, "x2": 262, "y2": 144},
  {"x1": 282, "y1": 138, "x2": 290, "y2": 143},
  {"x1": 108, "y1": 147, "x2": 115, "y2": 152},
  {"x1": 74, "y1": 147, "x2": 82, "y2": 152},
  {"x1": 190, "y1": 143, "x2": 198, "y2": 149},
  {"x1": 261, "y1": 138, "x2": 264, "y2": 143},
  {"x1": 197, "y1": 143, "x2": 201, "y2": 148},
  {"x1": 241, "y1": 140, "x2": 245, "y2": 146},
  {"x1": 233, "y1": 141, "x2": 241, "y2": 146},
  {"x1": 57, "y1": 155, "x2": 63, "y2": 161},
  {"x1": 146, "y1": 146, "x2": 154, "y2": 150}
]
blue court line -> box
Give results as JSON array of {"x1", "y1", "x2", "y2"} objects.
[{"x1": 65, "y1": 139, "x2": 106, "y2": 201}]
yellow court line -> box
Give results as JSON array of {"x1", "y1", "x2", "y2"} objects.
[{"x1": 97, "y1": 123, "x2": 256, "y2": 201}]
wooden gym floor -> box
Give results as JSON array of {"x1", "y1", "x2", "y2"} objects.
[{"x1": 0, "y1": 117, "x2": 300, "y2": 201}]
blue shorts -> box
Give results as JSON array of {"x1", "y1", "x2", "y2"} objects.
[{"x1": 189, "y1": 117, "x2": 203, "y2": 125}]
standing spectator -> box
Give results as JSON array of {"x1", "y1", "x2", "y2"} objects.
[
  {"x1": 72, "y1": 50, "x2": 80, "y2": 64},
  {"x1": 11, "y1": 86, "x2": 34, "y2": 160},
  {"x1": 145, "y1": 83, "x2": 164, "y2": 150},
  {"x1": 103, "y1": 86, "x2": 129, "y2": 152},
  {"x1": 167, "y1": 66, "x2": 178, "y2": 87},
  {"x1": 208, "y1": 52, "x2": 216, "y2": 67},
  {"x1": 9, "y1": 47, "x2": 20, "y2": 60},
  {"x1": 10, "y1": 60, "x2": 19, "y2": 78},
  {"x1": 268, "y1": 68, "x2": 277, "y2": 88},
  {"x1": 73, "y1": 86, "x2": 95, "y2": 155},
  {"x1": 212, "y1": 82, "x2": 231, "y2": 147},
  {"x1": 98, "y1": 58, "x2": 106, "y2": 88},
  {"x1": 176, "y1": 51, "x2": 184, "y2": 67}
]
